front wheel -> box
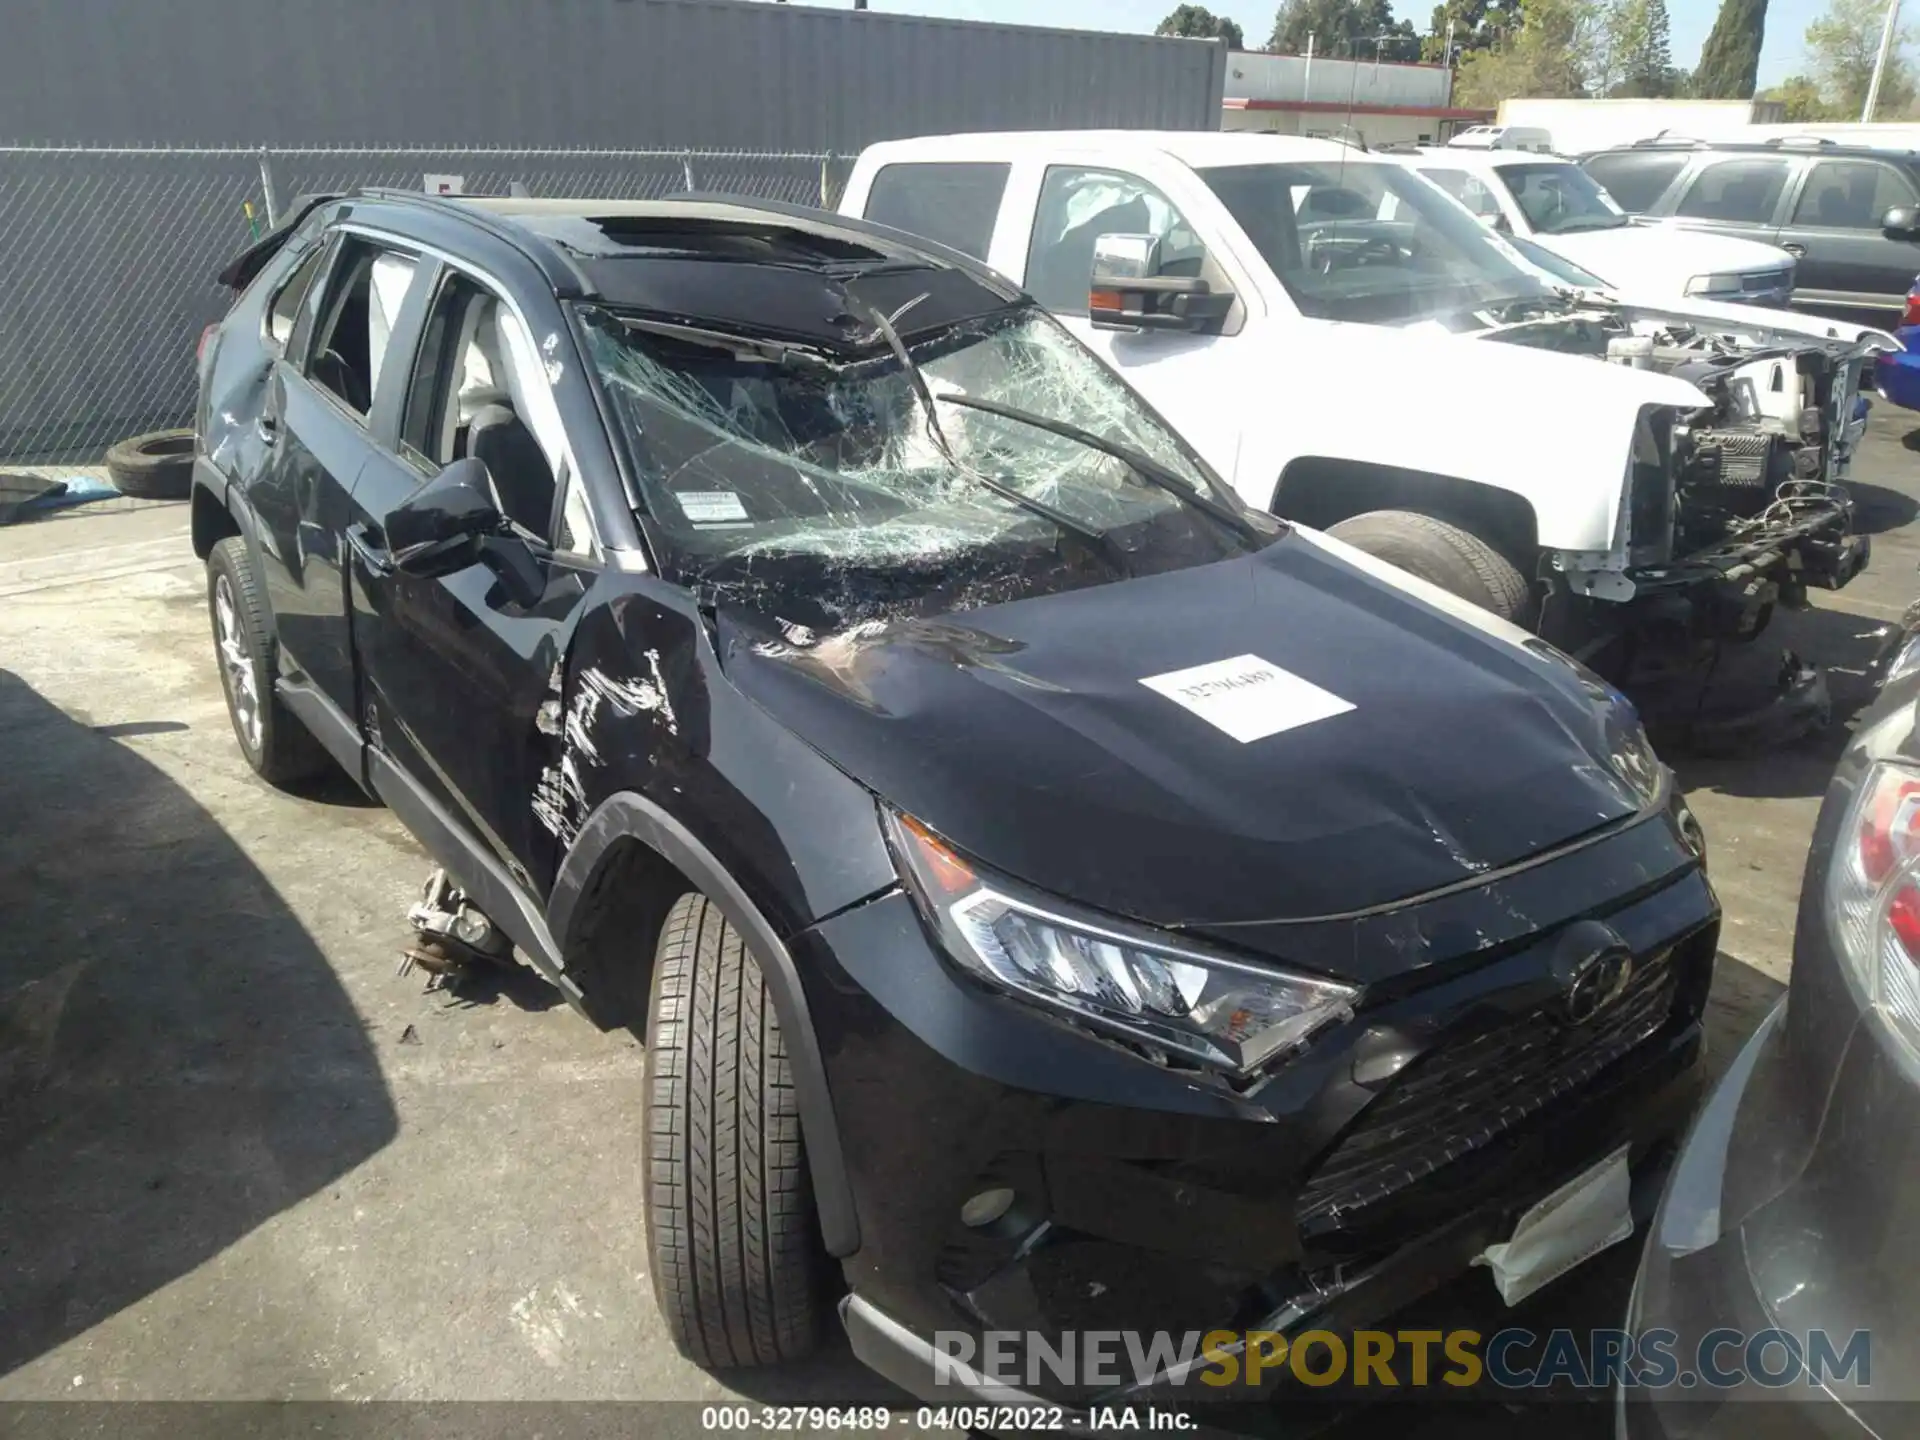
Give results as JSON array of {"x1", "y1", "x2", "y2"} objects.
[
  {"x1": 1326, "y1": 509, "x2": 1535, "y2": 625},
  {"x1": 643, "y1": 892, "x2": 824, "y2": 1368}
]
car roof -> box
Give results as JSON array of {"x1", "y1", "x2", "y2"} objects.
[
  {"x1": 326, "y1": 190, "x2": 1026, "y2": 349},
  {"x1": 1589, "y1": 138, "x2": 1920, "y2": 161},
  {"x1": 1403, "y1": 147, "x2": 1566, "y2": 169},
  {"x1": 858, "y1": 129, "x2": 1367, "y2": 169}
]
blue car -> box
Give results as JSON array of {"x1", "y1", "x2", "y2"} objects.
[{"x1": 1877, "y1": 273, "x2": 1920, "y2": 410}]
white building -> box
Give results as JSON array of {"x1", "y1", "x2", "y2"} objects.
[{"x1": 1220, "y1": 50, "x2": 1493, "y2": 148}]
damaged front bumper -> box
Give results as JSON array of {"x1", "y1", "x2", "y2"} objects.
[{"x1": 805, "y1": 801, "x2": 1719, "y2": 1413}]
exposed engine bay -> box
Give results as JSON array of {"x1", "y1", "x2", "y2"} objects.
[{"x1": 1483, "y1": 302, "x2": 1876, "y2": 585}]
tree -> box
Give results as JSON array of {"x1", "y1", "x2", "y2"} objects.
[
  {"x1": 1693, "y1": 0, "x2": 1768, "y2": 98},
  {"x1": 1608, "y1": 0, "x2": 1676, "y2": 96},
  {"x1": 1421, "y1": 0, "x2": 1523, "y2": 61},
  {"x1": 1806, "y1": 0, "x2": 1917, "y2": 117},
  {"x1": 1451, "y1": 0, "x2": 1601, "y2": 105},
  {"x1": 1759, "y1": 73, "x2": 1842, "y2": 120},
  {"x1": 1268, "y1": 0, "x2": 1421, "y2": 61},
  {"x1": 1155, "y1": 3, "x2": 1246, "y2": 48}
]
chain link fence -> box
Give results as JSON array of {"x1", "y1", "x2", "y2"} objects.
[{"x1": 0, "y1": 146, "x2": 852, "y2": 464}]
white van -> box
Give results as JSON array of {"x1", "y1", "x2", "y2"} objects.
[{"x1": 1445, "y1": 125, "x2": 1555, "y2": 153}]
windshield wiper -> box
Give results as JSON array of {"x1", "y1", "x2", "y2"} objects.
[
  {"x1": 935, "y1": 393, "x2": 1265, "y2": 545},
  {"x1": 861, "y1": 301, "x2": 1125, "y2": 561}
]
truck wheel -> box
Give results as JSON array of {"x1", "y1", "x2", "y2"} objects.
[
  {"x1": 644, "y1": 892, "x2": 823, "y2": 1368},
  {"x1": 1327, "y1": 510, "x2": 1534, "y2": 624},
  {"x1": 207, "y1": 537, "x2": 330, "y2": 787}
]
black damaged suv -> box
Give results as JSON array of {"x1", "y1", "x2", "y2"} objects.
[{"x1": 192, "y1": 191, "x2": 1719, "y2": 1406}]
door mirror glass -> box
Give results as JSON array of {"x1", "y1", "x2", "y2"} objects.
[
  {"x1": 1884, "y1": 204, "x2": 1920, "y2": 240},
  {"x1": 386, "y1": 457, "x2": 508, "y2": 577},
  {"x1": 1089, "y1": 232, "x2": 1235, "y2": 334}
]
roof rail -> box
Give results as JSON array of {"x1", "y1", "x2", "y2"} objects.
[
  {"x1": 1762, "y1": 135, "x2": 1838, "y2": 148},
  {"x1": 1628, "y1": 132, "x2": 1707, "y2": 148},
  {"x1": 352, "y1": 186, "x2": 598, "y2": 297}
]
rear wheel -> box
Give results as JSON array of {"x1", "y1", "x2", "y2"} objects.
[
  {"x1": 1326, "y1": 509, "x2": 1534, "y2": 624},
  {"x1": 207, "y1": 537, "x2": 329, "y2": 787},
  {"x1": 644, "y1": 892, "x2": 823, "y2": 1368}
]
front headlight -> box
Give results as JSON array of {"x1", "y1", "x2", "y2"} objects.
[
  {"x1": 1685, "y1": 273, "x2": 1744, "y2": 297},
  {"x1": 886, "y1": 811, "x2": 1358, "y2": 1077},
  {"x1": 1825, "y1": 760, "x2": 1920, "y2": 1062}
]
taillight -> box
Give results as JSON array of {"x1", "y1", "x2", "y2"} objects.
[
  {"x1": 1902, "y1": 279, "x2": 1920, "y2": 327},
  {"x1": 1827, "y1": 761, "x2": 1920, "y2": 1049},
  {"x1": 196, "y1": 324, "x2": 219, "y2": 365}
]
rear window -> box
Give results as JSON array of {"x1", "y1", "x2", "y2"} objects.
[
  {"x1": 1673, "y1": 157, "x2": 1792, "y2": 224},
  {"x1": 862, "y1": 162, "x2": 1009, "y2": 261},
  {"x1": 1581, "y1": 152, "x2": 1687, "y2": 213},
  {"x1": 1793, "y1": 158, "x2": 1920, "y2": 228}
]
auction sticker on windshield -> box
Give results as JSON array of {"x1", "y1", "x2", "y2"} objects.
[{"x1": 1140, "y1": 655, "x2": 1354, "y2": 743}]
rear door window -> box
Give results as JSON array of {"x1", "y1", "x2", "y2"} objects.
[
  {"x1": 1792, "y1": 158, "x2": 1920, "y2": 228},
  {"x1": 1673, "y1": 158, "x2": 1793, "y2": 224},
  {"x1": 1581, "y1": 152, "x2": 1687, "y2": 212},
  {"x1": 305, "y1": 239, "x2": 419, "y2": 420},
  {"x1": 862, "y1": 162, "x2": 1010, "y2": 260}
]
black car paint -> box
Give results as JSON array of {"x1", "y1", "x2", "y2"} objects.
[
  {"x1": 195, "y1": 192, "x2": 1721, "y2": 1402},
  {"x1": 1623, "y1": 667, "x2": 1920, "y2": 1439}
]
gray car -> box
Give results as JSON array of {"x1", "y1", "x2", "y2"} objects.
[
  {"x1": 1619, "y1": 615, "x2": 1920, "y2": 1438},
  {"x1": 1583, "y1": 138, "x2": 1920, "y2": 326}
]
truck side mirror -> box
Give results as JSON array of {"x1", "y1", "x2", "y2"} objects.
[
  {"x1": 1088, "y1": 232, "x2": 1234, "y2": 335},
  {"x1": 1884, "y1": 205, "x2": 1920, "y2": 241}
]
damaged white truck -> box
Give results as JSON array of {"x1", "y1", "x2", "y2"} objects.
[{"x1": 840, "y1": 132, "x2": 1895, "y2": 695}]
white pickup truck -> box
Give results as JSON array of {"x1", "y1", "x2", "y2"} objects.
[{"x1": 838, "y1": 130, "x2": 1891, "y2": 667}]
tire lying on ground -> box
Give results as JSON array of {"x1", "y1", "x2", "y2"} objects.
[
  {"x1": 105, "y1": 428, "x2": 195, "y2": 500},
  {"x1": 1326, "y1": 509, "x2": 1534, "y2": 625},
  {"x1": 645, "y1": 891, "x2": 824, "y2": 1368}
]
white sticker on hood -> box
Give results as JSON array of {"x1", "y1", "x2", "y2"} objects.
[
  {"x1": 676, "y1": 491, "x2": 750, "y2": 526},
  {"x1": 1140, "y1": 655, "x2": 1353, "y2": 743}
]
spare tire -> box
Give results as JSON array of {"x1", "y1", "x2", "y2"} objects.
[
  {"x1": 105, "y1": 428, "x2": 195, "y2": 501},
  {"x1": 1326, "y1": 509, "x2": 1535, "y2": 624}
]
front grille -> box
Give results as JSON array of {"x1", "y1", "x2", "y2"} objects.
[
  {"x1": 1742, "y1": 269, "x2": 1792, "y2": 293},
  {"x1": 1294, "y1": 943, "x2": 1685, "y2": 1233}
]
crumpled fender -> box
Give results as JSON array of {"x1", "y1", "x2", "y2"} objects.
[{"x1": 1230, "y1": 320, "x2": 1709, "y2": 554}]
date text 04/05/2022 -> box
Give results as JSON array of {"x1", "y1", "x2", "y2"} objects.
[{"x1": 697, "y1": 1406, "x2": 1198, "y2": 1431}]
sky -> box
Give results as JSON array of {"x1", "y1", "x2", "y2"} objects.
[{"x1": 850, "y1": 0, "x2": 1837, "y2": 90}]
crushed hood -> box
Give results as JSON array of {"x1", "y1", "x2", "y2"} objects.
[{"x1": 714, "y1": 531, "x2": 1649, "y2": 949}]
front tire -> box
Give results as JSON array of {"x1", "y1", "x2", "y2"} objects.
[
  {"x1": 207, "y1": 536, "x2": 329, "y2": 787},
  {"x1": 1326, "y1": 509, "x2": 1534, "y2": 624},
  {"x1": 644, "y1": 892, "x2": 823, "y2": 1368}
]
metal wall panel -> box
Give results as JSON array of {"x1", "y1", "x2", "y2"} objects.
[{"x1": 0, "y1": 0, "x2": 1227, "y2": 149}]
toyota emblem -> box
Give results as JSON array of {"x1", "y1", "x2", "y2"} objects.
[{"x1": 1550, "y1": 920, "x2": 1636, "y2": 1026}]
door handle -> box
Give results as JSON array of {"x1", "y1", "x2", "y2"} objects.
[
  {"x1": 344, "y1": 522, "x2": 392, "y2": 578},
  {"x1": 1783, "y1": 243, "x2": 1807, "y2": 257},
  {"x1": 255, "y1": 413, "x2": 280, "y2": 445}
]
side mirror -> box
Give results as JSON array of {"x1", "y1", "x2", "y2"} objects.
[
  {"x1": 386, "y1": 456, "x2": 509, "y2": 578},
  {"x1": 1884, "y1": 205, "x2": 1920, "y2": 240},
  {"x1": 1489, "y1": 211, "x2": 1513, "y2": 234},
  {"x1": 1088, "y1": 232, "x2": 1234, "y2": 334}
]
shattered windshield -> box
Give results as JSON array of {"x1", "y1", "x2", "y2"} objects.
[
  {"x1": 1495, "y1": 163, "x2": 1630, "y2": 235},
  {"x1": 1199, "y1": 159, "x2": 1556, "y2": 325},
  {"x1": 579, "y1": 304, "x2": 1269, "y2": 627}
]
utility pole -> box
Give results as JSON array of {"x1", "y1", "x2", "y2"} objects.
[
  {"x1": 1304, "y1": 31, "x2": 1315, "y2": 103},
  {"x1": 1864, "y1": 0, "x2": 1903, "y2": 121}
]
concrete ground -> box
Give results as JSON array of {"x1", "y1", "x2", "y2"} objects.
[{"x1": 2, "y1": 406, "x2": 1917, "y2": 1431}]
